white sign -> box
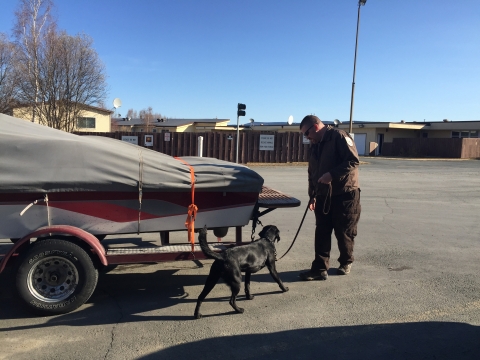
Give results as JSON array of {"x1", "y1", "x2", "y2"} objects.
[
  {"x1": 121, "y1": 136, "x2": 138, "y2": 145},
  {"x1": 259, "y1": 135, "x2": 275, "y2": 151},
  {"x1": 144, "y1": 135, "x2": 154, "y2": 146},
  {"x1": 164, "y1": 132, "x2": 171, "y2": 141},
  {"x1": 302, "y1": 135, "x2": 310, "y2": 144}
]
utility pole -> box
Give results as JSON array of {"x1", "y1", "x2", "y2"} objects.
[{"x1": 349, "y1": 0, "x2": 367, "y2": 135}]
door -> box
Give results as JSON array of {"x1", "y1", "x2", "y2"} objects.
[
  {"x1": 376, "y1": 134, "x2": 384, "y2": 155},
  {"x1": 353, "y1": 133, "x2": 366, "y2": 155}
]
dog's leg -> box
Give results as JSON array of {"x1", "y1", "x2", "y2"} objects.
[
  {"x1": 266, "y1": 261, "x2": 289, "y2": 292},
  {"x1": 194, "y1": 262, "x2": 222, "y2": 319},
  {"x1": 226, "y1": 270, "x2": 244, "y2": 313},
  {"x1": 228, "y1": 282, "x2": 244, "y2": 313},
  {"x1": 244, "y1": 271, "x2": 254, "y2": 300}
]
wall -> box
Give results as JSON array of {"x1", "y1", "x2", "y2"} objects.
[
  {"x1": 74, "y1": 109, "x2": 111, "y2": 132},
  {"x1": 13, "y1": 106, "x2": 111, "y2": 132}
]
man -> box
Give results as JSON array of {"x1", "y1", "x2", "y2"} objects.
[{"x1": 299, "y1": 115, "x2": 361, "y2": 281}]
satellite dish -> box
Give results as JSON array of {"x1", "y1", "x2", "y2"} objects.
[
  {"x1": 287, "y1": 115, "x2": 293, "y2": 125},
  {"x1": 334, "y1": 119, "x2": 342, "y2": 126},
  {"x1": 113, "y1": 98, "x2": 122, "y2": 109}
]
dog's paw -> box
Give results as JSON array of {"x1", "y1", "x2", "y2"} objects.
[
  {"x1": 282, "y1": 287, "x2": 289, "y2": 292},
  {"x1": 194, "y1": 312, "x2": 202, "y2": 319},
  {"x1": 236, "y1": 307, "x2": 245, "y2": 314},
  {"x1": 246, "y1": 294, "x2": 255, "y2": 300}
]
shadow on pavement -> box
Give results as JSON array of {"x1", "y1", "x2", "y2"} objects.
[
  {"x1": 1, "y1": 262, "x2": 479, "y2": 359},
  {"x1": 0, "y1": 267, "x2": 300, "y2": 327},
  {"x1": 139, "y1": 322, "x2": 479, "y2": 360}
]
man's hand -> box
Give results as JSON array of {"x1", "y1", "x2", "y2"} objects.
[
  {"x1": 318, "y1": 172, "x2": 332, "y2": 184},
  {"x1": 309, "y1": 198, "x2": 316, "y2": 211}
]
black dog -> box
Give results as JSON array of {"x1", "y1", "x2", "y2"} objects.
[{"x1": 194, "y1": 225, "x2": 289, "y2": 319}]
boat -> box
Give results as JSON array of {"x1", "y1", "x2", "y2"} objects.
[
  {"x1": 0, "y1": 113, "x2": 264, "y2": 239},
  {"x1": 0, "y1": 113, "x2": 301, "y2": 315}
]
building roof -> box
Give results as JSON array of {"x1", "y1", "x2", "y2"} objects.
[
  {"x1": 241, "y1": 119, "x2": 480, "y2": 130},
  {"x1": 241, "y1": 121, "x2": 335, "y2": 128},
  {"x1": 13, "y1": 102, "x2": 113, "y2": 115},
  {"x1": 112, "y1": 118, "x2": 229, "y2": 127}
]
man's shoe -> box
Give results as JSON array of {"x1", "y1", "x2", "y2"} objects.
[
  {"x1": 337, "y1": 263, "x2": 352, "y2": 275},
  {"x1": 299, "y1": 270, "x2": 328, "y2": 281}
]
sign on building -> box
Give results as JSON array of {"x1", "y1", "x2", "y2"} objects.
[
  {"x1": 302, "y1": 135, "x2": 310, "y2": 144},
  {"x1": 164, "y1": 132, "x2": 171, "y2": 141},
  {"x1": 144, "y1": 135, "x2": 154, "y2": 146},
  {"x1": 121, "y1": 136, "x2": 138, "y2": 145},
  {"x1": 259, "y1": 135, "x2": 275, "y2": 151}
]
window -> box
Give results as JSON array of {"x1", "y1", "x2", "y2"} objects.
[
  {"x1": 451, "y1": 130, "x2": 479, "y2": 138},
  {"x1": 77, "y1": 117, "x2": 96, "y2": 129}
]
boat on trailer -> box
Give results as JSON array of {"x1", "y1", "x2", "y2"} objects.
[{"x1": 0, "y1": 114, "x2": 300, "y2": 315}]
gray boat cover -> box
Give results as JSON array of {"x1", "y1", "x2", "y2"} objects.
[{"x1": 0, "y1": 114, "x2": 263, "y2": 194}]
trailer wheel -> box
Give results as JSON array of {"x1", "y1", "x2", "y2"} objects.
[{"x1": 14, "y1": 239, "x2": 98, "y2": 315}]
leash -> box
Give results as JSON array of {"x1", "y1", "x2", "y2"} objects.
[
  {"x1": 276, "y1": 183, "x2": 331, "y2": 261},
  {"x1": 276, "y1": 203, "x2": 310, "y2": 261}
]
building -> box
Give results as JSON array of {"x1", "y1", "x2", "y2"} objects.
[
  {"x1": 112, "y1": 117, "x2": 233, "y2": 133},
  {"x1": 242, "y1": 120, "x2": 480, "y2": 156},
  {"x1": 11, "y1": 103, "x2": 113, "y2": 132}
]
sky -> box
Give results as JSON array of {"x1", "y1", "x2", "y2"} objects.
[{"x1": 1, "y1": 0, "x2": 479, "y2": 125}]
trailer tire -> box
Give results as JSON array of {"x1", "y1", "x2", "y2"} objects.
[{"x1": 14, "y1": 239, "x2": 98, "y2": 315}]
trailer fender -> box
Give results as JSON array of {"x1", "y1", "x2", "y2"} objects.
[{"x1": 0, "y1": 225, "x2": 107, "y2": 273}]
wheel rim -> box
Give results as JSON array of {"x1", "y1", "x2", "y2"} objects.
[{"x1": 27, "y1": 256, "x2": 79, "y2": 302}]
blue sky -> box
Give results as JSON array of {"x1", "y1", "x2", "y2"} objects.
[{"x1": 1, "y1": 0, "x2": 479, "y2": 125}]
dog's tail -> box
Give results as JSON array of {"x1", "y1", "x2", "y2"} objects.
[{"x1": 198, "y1": 225, "x2": 223, "y2": 261}]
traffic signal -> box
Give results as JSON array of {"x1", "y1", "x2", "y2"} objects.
[{"x1": 237, "y1": 103, "x2": 246, "y2": 117}]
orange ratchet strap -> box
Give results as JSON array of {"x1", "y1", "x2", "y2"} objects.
[{"x1": 174, "y1": 157, "x2": 198, "y2": 252}]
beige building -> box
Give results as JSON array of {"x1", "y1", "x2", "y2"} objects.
[
  {"x1": 12, "y1": 103, "x2": 113, "y2": 132},
  {"x1": 112, "y1": 118, "x2": 232, "y2": 133},
  {"x1": 241, "y1": 120, "x2": 480, "y2": 156}
]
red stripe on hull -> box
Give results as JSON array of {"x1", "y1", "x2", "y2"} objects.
[{"x1": 0, "y1": 191, "x2": 259, "y2": 222}]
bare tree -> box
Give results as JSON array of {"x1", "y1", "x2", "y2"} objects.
[
  {"x1": 32, "y1": 31, "x2": 107, "y2": 131},
  {"x1": 13, "y1": 0, "x2": 55, "y2": 123},
  {"x1": 12, "y1": 0, "x2": 107, "y2": 132},
  {"x1": 0, "y1": 33, "x2": 18, "y2": 114},
  {"x1": 126, "y1": 108, "x2": 137, "y2": 119},
  {"x1": 139, "y1": 106, "x2": 154, "y2": 131}
]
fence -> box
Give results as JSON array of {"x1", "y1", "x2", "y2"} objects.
[
  {"x1": 77, "y1": 131, "x2": 311, "y2": 163},
  {"x1": 382, "y1": 138, "x2": 480, "y2": 159}
]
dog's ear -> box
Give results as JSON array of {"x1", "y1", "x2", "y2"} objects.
[
  {"x1": 258, "y1": 226, "x2": 270, "y2": 240},
  {"x1": 259, "y1": 225, "x2": 280, "y2": 243},
  {"x1": 273, "y1": 226, "x2": 280, "y2": 242}
]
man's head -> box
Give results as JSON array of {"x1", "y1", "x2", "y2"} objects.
[{"x1": 300, "y1": 115, "x2": 325, "y2": 143}]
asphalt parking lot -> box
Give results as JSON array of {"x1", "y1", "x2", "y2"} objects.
[{"x1": 1, "y1": 157, "x2": 479, "y2": 360}]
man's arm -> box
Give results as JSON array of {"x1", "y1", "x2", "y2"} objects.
[{"x1": 329, "y1": 132, "x2": 360, "y2": 180}]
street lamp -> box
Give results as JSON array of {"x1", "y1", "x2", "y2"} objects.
[
  {"x1": 348, "y1": 0, "x2": 367, "y2": 135},
  {"x1": 236, "y1": 103, "x2": 246, "y2": 163}
]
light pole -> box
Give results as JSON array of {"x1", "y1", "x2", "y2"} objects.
[
  {"x1": 349, "y1": 0, "x2": 367, "y2": 135},
  {"x1": 236, "y1": 103, "x2": 246, "y2": 163}
]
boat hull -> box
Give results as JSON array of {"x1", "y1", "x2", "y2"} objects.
[{"x1": 0, "y1": 190, "x2": 259, "y2": 238}]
